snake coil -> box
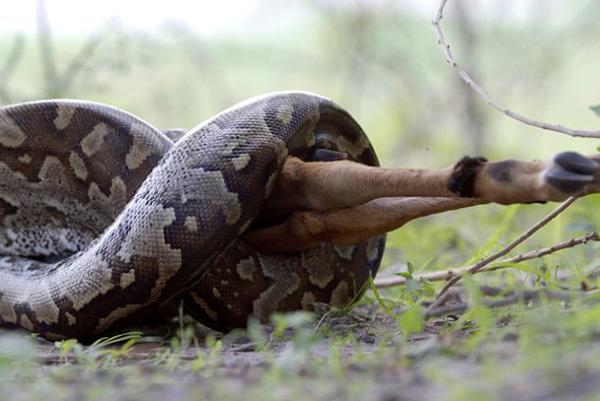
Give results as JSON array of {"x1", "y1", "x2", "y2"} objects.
[{"x1": 0, "y1": 92, "x2": 384, "y2": 340}]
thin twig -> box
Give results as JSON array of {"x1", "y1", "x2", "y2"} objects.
[
  {"x1": 424, "y1": 196, "x2": 579, "y2": 313},
  {"x1": 424, "y1": 288, "x2": 581, "y2": 319},
  {"x1": 374, "y1": 268, "x2": 466, "y2": 288},
  {"x1": 433, "y1": 0, "x2": 600, "y2": 138},
  {"x1": 375, "y1": 231, "x2": 600, "y2": 288},
  {"x1": 489, "y1": 231, "x2": 600, "y2": 268}
]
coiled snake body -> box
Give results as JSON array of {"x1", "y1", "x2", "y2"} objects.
[{"x1": 0, "y1": 92, "x2": 384, "y2": 340}]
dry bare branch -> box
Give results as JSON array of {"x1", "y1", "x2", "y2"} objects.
[
  {"x1": 423, "y1": 196, "x2": 579, "y2": 314},
  {"x1": 425, "y1": 288, "x2": 581, "y2": 319},
  {"x1": 433, "y1": 0, "x2": 600, "y2": 139},
  {"x1": 375, "y1": 231, "x2": 600, "y2": 288},
  {"x1": 489, "y1": 231, "x2": 600, "y2": 267}
]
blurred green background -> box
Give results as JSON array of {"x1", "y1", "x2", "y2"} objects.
[{"x1": 1, "y1": 0, "x2": 599, "y2": 276}]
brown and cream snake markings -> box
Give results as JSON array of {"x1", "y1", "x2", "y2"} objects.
[
  {"x1": 2, "y1": 90, "x2": 599, "y2": 340},
  {"x1": 0, "y1": 92, "x2": 385, "y2": 340}
]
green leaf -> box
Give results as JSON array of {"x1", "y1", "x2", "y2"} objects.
[
  {"x1": 271, "y1": 312, "x2": 314, "y2": 338},
  {"x1": 398, "y1": 303, "x2": 425, "y2": 335},
  {"x1": 405, "y1": 278, "x2": 422, "y2": 294},
  {"x1": 465, "y1": 204, "x2": 520, "y2": 264},
  {"x1": 590, "y1": 104, "x2": 600, "y2": 118},
  {"x1": 463, "y1": 304, "x2": 494, "y2": 351},
  {"x1": 90, "y1": 331, "x2": 143, "y2": 349},
  {"x1": 407, "y1": 261, "x2": 415, "y2": 275},
  {"x1": 368, "y1": 275, "x2": 392, "y2": 314},
  {"x1": 420, "y1": 278, "x2": 436, "y2": 297},
  {"x1": 487, "y1": 261, "x2": 544, "y2": 278}
]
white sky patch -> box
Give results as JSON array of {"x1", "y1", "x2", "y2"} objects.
[
  {"x1": 0, "y1": 1, "x2": 565, "y2": 37},
  {"x1": 0, "y1": 0, "x2": 260, "y2": 36}
]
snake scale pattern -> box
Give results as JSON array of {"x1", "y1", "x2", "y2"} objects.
[{"x1": 0, "y1": 92, "x2": 385, "y2": 340}]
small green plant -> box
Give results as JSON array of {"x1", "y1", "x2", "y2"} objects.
[
  {"x1": 246, "y1": 317, "x2": 271, "y2": 351},
  {"x1": 387, "y1": 262, "x2": 436, "y2": 305},
  {"x1": 170, "y1": 325, "x2": 198, "y2": 351},
  {"x1": 53, "y1": 331, "x2": 144, "y2": 364},
  {"x1": 191, "y1": 335, "x2": 223, "y2": 372},
  {"x1": 271, "y1": 311, "x2": 314, "y2": 339},
  {"x1": 368, "y1": 275, "x2": 393, "y2": 314},
  {"x1": 54, "y1": 338, "x2": 85, "y2": 363},
  {"x1": 398, "y1": 303, "x2": 425, "y2": 336}
]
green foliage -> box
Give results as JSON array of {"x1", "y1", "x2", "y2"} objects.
[
  {"x1": 191, "y1": 336, "x2": 222, "y2": 372},
  {"x1": 367, "y1": 275, "x2": 394, "y2": 314},
  {"x1": 271, "y1": 311, "x2": 314, "y2": 339},
  {"x1": 390, "y1": 261, "x2": 436, "y2": 306},
  {"x1": 246, "y1": 317, "x2": 271, "y2": 351},
  {"x1": 398, "y1": 303, "x2": 425, "y2": 336},
  {"x1": 53, "y1": 331, "x2": 144, "y2": 363},
  {"x1": 54, "y1": 338, "x2": 85, "y2": 363},
  {"x1": 1, "y1": 3, "x2": 600, "y2": 399}
]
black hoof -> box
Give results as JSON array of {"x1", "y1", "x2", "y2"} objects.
[
  {"x1": 554, "y1": 151, "x2": 598, "y2": 175},
  {"x1": 545, "y1": 152, "x2": 598, "y2": 193}
]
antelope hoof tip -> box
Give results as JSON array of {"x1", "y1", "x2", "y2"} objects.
[{"x1": 546, "y1": 151, "x2": 598, "y2": 193}]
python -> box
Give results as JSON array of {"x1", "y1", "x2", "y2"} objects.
[{"x1": 0, "y1": 92, "x2": 597, "y2": 340}]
